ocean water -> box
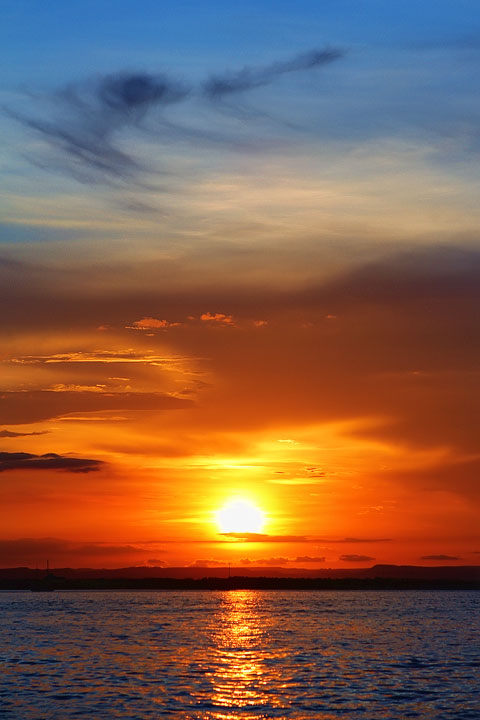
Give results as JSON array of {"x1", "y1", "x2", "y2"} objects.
[{"x1": 0, "y1": 590, "x2": 479, "y2": 719}]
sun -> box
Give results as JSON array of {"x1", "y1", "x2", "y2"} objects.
[{"x1": 216, "y1": 498, "x2": 265, "y2": 534}]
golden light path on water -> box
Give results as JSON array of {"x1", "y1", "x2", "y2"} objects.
[
  {"x1": 206, "y1": 591, "x2": 283, "y2": 719},
  {"x1": 200, "y1": 591, "x2": 344, "y2": 719}
]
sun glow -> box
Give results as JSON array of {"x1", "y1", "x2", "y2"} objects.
[{"x1": 216, "y1": 498, "x2": 266, "y2": 534}]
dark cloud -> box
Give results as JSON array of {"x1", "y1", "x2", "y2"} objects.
[
  {"x1": 8, "y1": 71, "x2": 189, "y2": 182},
  {"x1": 194, "y1": 555, "x2": 325, "y2": 566},
  {"x1": 0, "y1": 451, "x2": 103, "y2": 474},
  {"x1": 220, "y1": 533, "x2": 389, "y2": 543},
  {"x1": 240, "y1": 556, "x2": 289, "y2": 566},
  {"x1": 203, "y1": 48, "x2": 344, "y2": 99},
  {"x1": 220, "y1": 533, "x2": 313, "y2": 543},
  {"x1": 420, "y1": 554, "x2": 461, "y2": 561},
  {"x1": 0, "y1": 429, "x2": 48, "y2": 438},
  {"x1": 189, "y1": 558, "x2": 227, "y2": 567},
  {"x1": 294, "y1": 555, "x2": 326, "y2": 563},
  {"x1": 327, "y1": 538, "x2": 391, "y2": 544},
  {"x1": 340, "y1": 554, "x2": 376, "y2": 562},
  {"x1": 0, "y1": 537, "x2": 147, "y2": 567},
  {"x1": 318, "y1": 245, "x2": 480, "y2": 306},
  {"x1": 0, "y1": 390, "x2": 193, "y2": 425},
  {"x1": 7, "y1": 48, "x2": 343, "y2": 184},
  {"x1": 98, "y1": 73, "x2": 188, "y2": 114}
]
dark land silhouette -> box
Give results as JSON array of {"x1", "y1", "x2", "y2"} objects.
[{"x1": 1, "y1": 564, "x2": 479, "y2": 591}]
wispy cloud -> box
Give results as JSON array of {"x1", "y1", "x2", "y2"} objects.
[
  {"x1": 10, "y1": 350, "x2": 185, "y2": 365},
  {"x1": 202, "y1": 48, "x2": 344, "y2": 99},
  {"x1": 127, "y1": 317, "x2": 182, "y2": 330},
  {"x1": 6, "y1": 47, "x2": 343, "y2": 185},
  {"x1": 0, "y1": 429, "x2": 48, "y2": 438},
  {"x1": 241, "y1": 555, "x2": 326, "y2": 564},
  {"x1": 240, "y1": 556, "x2": 289, "y2": 565},
  {"x1": 295, "y1": 555, "x2": 326, "y2": 563},
  {"x1": 331, "y1": 538, "x2": 390, "y2": 544},
  {"x1": 339, "y1": 554, "x2": 375, "y2": 562},
  {"x1": 220, "y1": 533, "x2": 313, "y2": 543},
  {"x1": 220, "y1": 533, "x2": 390, "y2": 543},
  {"x1": 7, "y1": 72, "x2": 189, "y2": 183},
  {"x1": 420, "y1": 554, "x2": 461, "y2": 561},
  {"x1": 0, "y1": 537, "x2": 148, "y2": 566},
  {"x1": 200, "y1": 312, "x2": 235, "y2": 325},
  {"x1": 0, "y1": 451, "x2": 102, "y2": 473},
  {"x1": 189, "y1": 558, "x2": 227, "y2": 567},
  {"x1": 0, "y1": 390, "x2": 193, "y2": 424}
]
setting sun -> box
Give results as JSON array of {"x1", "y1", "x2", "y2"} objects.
[{"x1": 216, "y1": 498, "x2": 266, "y2": 534}]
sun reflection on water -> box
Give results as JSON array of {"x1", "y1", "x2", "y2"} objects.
[{"x1": 206, "y1": 590, "x2": 282, "y2": 718}]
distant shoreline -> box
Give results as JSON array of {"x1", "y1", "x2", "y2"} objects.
[
  {"x1": 2, "y1": 576, "x2": 480, "y2": 592},
  {"x1": 2, "y1": 563, "x2": 480, "y2": 591}
]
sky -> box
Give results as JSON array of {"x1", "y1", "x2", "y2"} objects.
[{"x1": 1, "y1": 0, "x2": 480, "y2": 569}]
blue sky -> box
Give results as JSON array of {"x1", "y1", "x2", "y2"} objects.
[
  {"x1": 2, "y1": 1, "x2": 480, "y2": 268},
  {"x1": 2, "y1": 1, "x2": 479, "y2": 83},
  {"x1": 3, "y1": 2, "x2": 480, "y2": 203}
]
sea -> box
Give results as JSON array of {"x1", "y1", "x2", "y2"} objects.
[{"x1": 0, "y1": 590, "x2": 479, "y2": 719}]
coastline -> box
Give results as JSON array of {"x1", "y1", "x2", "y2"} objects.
[{"x1": 2, "y1": 576, "x2": 479, "y2": 591}]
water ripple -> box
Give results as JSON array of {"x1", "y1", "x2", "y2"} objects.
[{"x1": 0, "y1": 590, "x2": 479, "y2": 718}]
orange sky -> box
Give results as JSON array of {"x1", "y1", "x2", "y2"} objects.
[
  {"x1": 1, "y1": 255, "x2": 479, "y2": 568},
  {"x1": 1, "y1": 4, "x2": 480, "y2": 569}
]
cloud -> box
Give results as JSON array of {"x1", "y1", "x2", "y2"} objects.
[
  {"x1": 0, "y1": 537, "x2": 148, "y2": 567},
  {"x1": 269, "y1": 465, "x2": 328, "y2": 485},
  {"x1": 203, "y1": 48, "x2": 344, "y2": 99},
  {"x1": 318, "y1": 246, "x2": 480, "y2": 307},
  {"x1": 8, "y1": 71, "x2": 189, "y2": 183},
  {"x1": 294, "y1": 556, "x2": 326, "y2": 563},
  {"x1": 240, "y1": 556, "x2": 289, "y2": 566},
  {"x1": 7, "y1": 47, "x2": 344, "y2": 186},
  {"x1": 330, "y1": 538, "x2": 390, "y2": 544},
  {"x1": 126, "y1": 314, "x2": 266, "y2": 330},
  {"x1": 420, "y1": 554, "x2": 461, "y2": 561},
  {"x1": 220, "y1": 532, "x2": 313, "y2": 543},
  {"x1": 10, "y1": 350, "x2": 182, "y2": 364},
  {"x1": 0, "y1": 390, "x2": 193, "y2": 424},
  {"x1": 200, "y1": 312, "x2": 235, "y2": 325},
  {"x1": 241, "y1": 555, "x2": 326, "y2": 565},
  {"x1": 220, "y1": 533, "x2": 389, "y2": 543},
  {"x1": 127, "y1": 317, "x2": 181, "y2": 330},
  {"x1": 0, "y1": 429, "x2": 48, "y2": 438},
  {"x1": 189, "y1": 555, "x2": 326, "y2": 566},
  {"x1": 189, "y1": 558, "x2": 227, "y2": 567},
  {"x1": 339, "y1": 554, "x2": 376, "y2": 562},
  {"x1": 98, "y1": 72, "x2": 188, "y2": 114},
  {"x1": 0, "y1": 451, "x2": 103, "y2": 474}
]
